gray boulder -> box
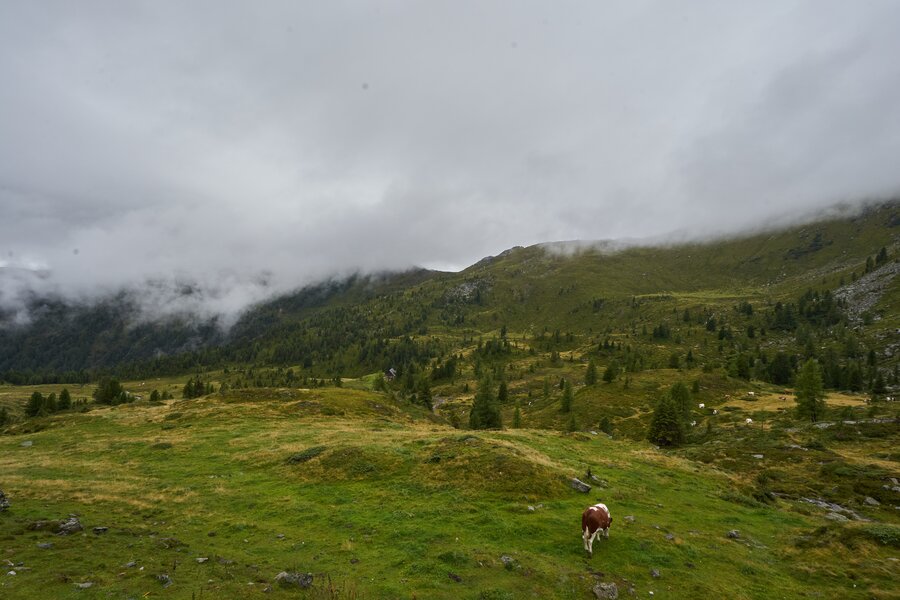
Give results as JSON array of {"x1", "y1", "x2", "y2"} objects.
[
  {"x1": 57, "y1": 517, "x2": 83, "y2": 535},
  {"x1": 726, "y1": 530, "x2": 740, "y2": 539},
  {"x1": 864, "y1": 496, "x2": 880, "y2": 506},
  {"x1": 592, "y1": 582, "x2": 619, "y2": 599},
  {"x1": 0, "y1": 490, "x2": 9, "y2": 511},
  {"x1": 826, "y1": 512, "x2": 849, "y2": 522},
  {"x1": 570, "y1": 478, "x2": 592, "y2": 493},
  {"x1": 274, "y1": 571, "x2": 313, "y2": 588}
]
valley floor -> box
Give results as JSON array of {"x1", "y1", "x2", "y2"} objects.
[{"x1": 1, "y1": 388, "x2": 898, "y2": 599}]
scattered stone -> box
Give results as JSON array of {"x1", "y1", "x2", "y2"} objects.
[
  {"x1": 751, "y1": 454, "x2": 764, "y2": 459},
  {"x1": 156, "y1": 574, "x2": 173, "y2": 588},
  {"x1": 275, "y1": 533, "x2": 285, "y2": 539},
  {"x1": 500, "y1": 555, "x2": 516, "y2": 569},
  {"x1": 825, "y1": 512, "x2": 849, "y2": 522},
  {"x1": 274, "y1": 571, "x2": 312, "y2": 589},
  {"x1": 125, "y1": 561, "x2": 137, "y2": 568},
  {"x1": 570, "y1": 478, "x2": 592, "y2": 493},
  {"x1": 350, "y1": 558, "x2": 359, "y2": 564},
  {"x1": 217, "y1": 557, "x2": 234, "y2": 565},
  {"x1": 57, "y1": 517, "x2": 83, "y2": 535},
  {"x1": 37, "y1": 542, "x2": 53, "y2": 549},
  {"x1": 196, "y1": 558, "x2": 209, "y2": 564},
  {"x1": 592, "y1": 581, "x2": 619, "y2": 599},
  {"x1": 623, "y1": 515, "x2": 635, "y2": 523},
  {"x1": 801, "y1": 497, "x2": 867, "y2": 521},
  {"x1": 93, "y1": 527, "x2": 109, "y2": 535},
  {"x1": 664, "y1": 534, "x2": 675, "y2": 541},
  {"x1": 527, "y1": 505, "x2": 536, "y2": 512},
  {"x1": 74, "y1": 582, "x2": 93, "y2": 589},
  {"x1": 20, "y1": 440, "x2": 33, "y2": 448},
  {"x1": 727, "y1": 530, "x2": 740, "y2": 539},
  {"x1": 864, "y1": 497, "x2": 881, "y2": 506},
  {"x1": 0, "y1": 490, "x2": 9, "y2": 511},
  {"x1": 650, "y1": 568, "x2": 660, "y2": 579},
  {"x1": 7, "y1": 571, "x2": 15, "y2": 576},
  {"x1": 891, "y1": 477, "x2": 899, "y2": 486},
  {"x1": 448, "y1": 572, "x2": 462, "y2": 583}
]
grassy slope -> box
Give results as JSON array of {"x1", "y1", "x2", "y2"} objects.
[{"x1": 1, "y1": 388, "x2": 898, "y2": 599}]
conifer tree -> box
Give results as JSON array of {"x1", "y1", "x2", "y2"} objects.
[
  {"x1": 795, "y1": 359, "x2": 825, "y2": 422},
  {"x1": 497, "y1": 381, "x2": 509, "y2": 405},
  {"x1": 561, "y1": 379, "x2": 574, "y2": 413},
  {"x1": 669, "y1": 381, "x2": 692, "y2": 422},
  {"x1": 585, "y1": 359, "x2": 598, "y2": 386},
  {"x1": 512, "y1": 401, "x2": 522, "y2": 429},
  {"x1": 58, "y1": 388, "x2": 71, "y2": 410},
  {"x1": 469, "y1": 375, "x2": 502, "y2": 429},
  {"x1": 647, "y1": 395, "x2": 684, "y2": 446},
  {"x1": 26, "y1": 391, "x2": 45, "y2": 417}
]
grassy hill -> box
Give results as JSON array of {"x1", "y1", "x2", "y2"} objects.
[
  {"x1": 1, "y1": 387, "x2": 897, "y2": 599},
  {"x1": 1, "y1": 201, "x2": 899, "y2": 598}
]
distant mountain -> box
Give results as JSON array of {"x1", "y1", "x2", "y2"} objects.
[{"x1": 1, "y1": 200, "x2": 897, "y2": 382}]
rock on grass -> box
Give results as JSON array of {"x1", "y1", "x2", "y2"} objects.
[{"x1": 274, "y1": 571, "x2": 312, "y2": 588}]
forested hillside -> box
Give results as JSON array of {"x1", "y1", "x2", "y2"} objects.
[{"x1": 2, "y1": 202, "x2": 898, "y2": 396}]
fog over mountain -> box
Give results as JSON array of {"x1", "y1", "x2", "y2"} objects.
[{"x1": 2, "y1": 1, "x2": 900, "y2": 323}]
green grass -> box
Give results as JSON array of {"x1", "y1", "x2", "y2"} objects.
[{"x1": 2, "y1": 387, "x2": 897, "y2": 599}]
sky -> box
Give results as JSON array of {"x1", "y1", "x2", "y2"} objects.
[{"x1": 2, "y1": 1, "x2": 900, "y2": 323}]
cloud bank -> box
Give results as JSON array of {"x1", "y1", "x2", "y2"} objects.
[{"x1": 2, "y1": 1, "x2": 899, "y2": 322}]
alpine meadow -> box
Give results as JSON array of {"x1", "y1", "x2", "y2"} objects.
[
  {"x1": 3, "y1": 3, "x2": 900, "y2": 598},
  {"x1": 1, "y1": 202, "x2": 898, "y2": 599}
]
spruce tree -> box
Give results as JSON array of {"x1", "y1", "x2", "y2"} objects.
[
  {"x1": 497, "y1": 381, "x2": 509, "y2": 405},
  {"x1": 795, "y1": 359, "x2": 826, "y2": 422},
  {"x1": 669, "y1": 381, "x2": 692, "y2": 422},
  {"x1": 512, "y1": 401, "x2": 522, "y2": 429},
  {"x1": 602, "y1": 360, "x2": 619, "y2": 383},
  {"x1": 58, "y1": 388, "x2": 71, "y2": 410},
  {"x1": 585, "y1": 359, "x2": 598, "y2": 386},
  {"x1": 25, "y1": 392, "x2": 45, "y2": 417},
  {"x1": 647, "y1": 395, "x2": 684, "y2": 446},
  {"x1": 561, "y1": 379, "x2": 574, "y2": 413},
  {"x1": 469, "y1": 375, "x2": 502, "y2": 429}
]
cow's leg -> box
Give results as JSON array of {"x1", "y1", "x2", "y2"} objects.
[
  {"x1": 603, "y1": 527, "x2": 609, "y2": 538},
  {"x1": 583, "y1": 527, "x2": 591, "y2": 554},
  {"x1": 587, "y1": 529, "x2": 600, "y2": 556}
]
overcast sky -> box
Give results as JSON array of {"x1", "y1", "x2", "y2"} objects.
[{"x1": 2, "y1": 1, "x2": 899, "y2": 322}]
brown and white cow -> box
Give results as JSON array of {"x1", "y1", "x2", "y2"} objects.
[{"x1": 581, "y1": 502, "x2": 612, "y2": 556}]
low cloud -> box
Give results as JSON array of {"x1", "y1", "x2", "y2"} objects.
[{"x1": 2, "y1": 1, "x2": 899, "y2": 325}]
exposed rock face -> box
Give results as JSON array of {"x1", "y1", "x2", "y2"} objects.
[
  {"x1": 274, "y1": 571, "x2": 313, "y2": 588},
  {"x1": 592, "y1": 582, "x2": 619, "y2": 599},
  {"x1": 727, "y1": 530, "x2": 740, "y2": 539},
  {"x1": 570, "y1": 478, "x2": 592, "y2": 493},
  {"x1": 834, "y1": 261, "x2": 899, "y2": 323},
  {"x1": 0, "y1": 490, "x2": 9, "y2": 511}
]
